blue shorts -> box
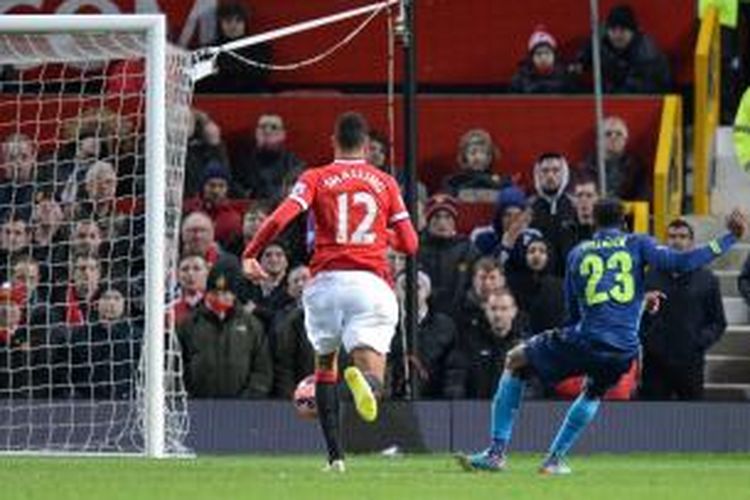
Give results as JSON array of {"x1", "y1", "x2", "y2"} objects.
[{"x1": 524, "y1": 328, "x2": 635, "y2": 397}]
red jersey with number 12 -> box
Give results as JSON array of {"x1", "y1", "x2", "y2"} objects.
[{"x1": 288, "y1": 159, "x2": 410, "y2": 283}]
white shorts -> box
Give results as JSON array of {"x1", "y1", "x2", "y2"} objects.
[{"x1": 302, "y1": 271, "x2": 398, "y2": 355}]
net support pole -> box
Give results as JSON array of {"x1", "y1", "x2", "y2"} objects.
[
  {"x1": 197, "y1": 0, "x2": 399, "y2": 56},
  {"x1": 400, "y1": 0, "x2": 419, "y2": 399},
  {"x1": 144, "y1": 14, "x2": 168, "y2": 459},
  {"x1": 589, "y1": 0, "x2": 608, "y2": 195}
]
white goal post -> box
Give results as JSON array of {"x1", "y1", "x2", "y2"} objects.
[{"x1": 0, "y1": 15, "x2": 191, "y2": 458}]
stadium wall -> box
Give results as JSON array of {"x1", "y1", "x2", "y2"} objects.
[{"x1": 185, "y1": 401, "x2": 750, "y2": 454}]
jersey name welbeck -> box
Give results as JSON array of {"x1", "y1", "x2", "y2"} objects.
[
  {"x1": 580, "y1": 236, "x2": 628, "y2": 251},
  {"x1": 321, "y1": 168, "x2": 386, "y2": 193}
]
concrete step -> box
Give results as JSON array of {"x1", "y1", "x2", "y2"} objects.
[
  {"x1": 716, "y1": 270, "x2": 740, "y2": 297},
  {"x1": 724, "y1": 297, "x2": 749, "y2": 325},
  {"x1": 709, "y1": 325, "x2": 750, "y2": 356},
  {"x1": 704, "y1": 383, "x2": 750, "y2": 401},
  {"x1": 705, "y1": 354, "x2": 750, "y2": 384}
]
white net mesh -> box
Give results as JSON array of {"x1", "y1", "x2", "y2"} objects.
[{"x1": 0, "y1": 27, "x2": 191, "y2": 454}]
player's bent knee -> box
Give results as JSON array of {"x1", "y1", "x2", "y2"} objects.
[{"x1": 505, "y1": 345, "x2": 528, "y2": 374}]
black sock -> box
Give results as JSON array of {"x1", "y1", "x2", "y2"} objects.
[
  {"x1": 363, "y1": 372, "x2": 383, "y2": 399},
  {"x1": 315, "y1": 380, "x2": 343, "y2": 463}
]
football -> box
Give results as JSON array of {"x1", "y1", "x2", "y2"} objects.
[{"x1": 293, "y1": 375, "x2": 317, "y2": 420}]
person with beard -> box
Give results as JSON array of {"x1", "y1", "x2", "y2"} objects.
[
  {"x1": 418, "y1": 194, "x2": 478, "y2": 313},
  {"x1": 442, "y1": 129, "x2": 504, "y2": 200},
  {"x1": 574, "y1": 4, "x2": 671, "y2": 93},
  {"x1": 472, "y1": 184, "x2": 544, "y2": 274},
  {"x1": 508, "y1": 236, "x2": 565, "y2": 335},
  {"x1": 581, "y1": 116, "x2": 649, "y2": 201},
  {"x1": 183, "y1": 161, "x2": 242, "y2": 248},
  {"x1": 529, "y1": 153, "x2": 578, "y2": 276},
  {"x1": 231, "y1": 114, "x2": 305, "y2": 202},
  {"x1": 460, "y1": 289, "x2": 529, "y2": 398},
  {"x1": 389, "y1": 271, "x2": 465, "y2": 399},
  {"x1": 70, "y1": 287, "x2": 142, "y2": 399},
  {"x1": 510, "y1": 26, "x2": 578, "y2": 94},
  {"x1": 195, "y1": 2, "x2": 271, "y2": 94},
  {"x1": 178, "y1": 259, "x2": 272, "y2": 398}
]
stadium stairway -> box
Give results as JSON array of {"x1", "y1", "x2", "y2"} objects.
[{"x1": 686, "y1": 127, "x2": 750, "y2": 401}]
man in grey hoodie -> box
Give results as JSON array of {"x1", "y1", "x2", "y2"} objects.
[{"x1": 529, "y1": 152, "x2": 578, "y2": 276}]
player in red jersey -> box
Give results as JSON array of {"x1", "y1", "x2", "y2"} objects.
[{"x1": 243, "y1": 112, "x2": 418, "y2": 471}]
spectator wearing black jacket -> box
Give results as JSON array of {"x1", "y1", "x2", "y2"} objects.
[
  {"x1": 269, "y1": 265, "x2": 313, "y2": 399},
  {"x1": 581, "y1": 116, "x2": 650, "y2": 201},
  {"x1": 230, "y1": 114, "x2": 305, "y2": 202},
  {"x1": 460, "y1": 289, "x2": 529, "y2": 399},
  {"x1": 70, "y1": 287, "x2": 142, "y2": 399},
  {"x1": 509, "y1": 26, "x2": 577, "y2": 94},
  {"x1": 243, "y1": 242, "x2": 293, "y2": 330},
  {"x1": 507, "y1": 236, "x2": 565, "y2": 334},
  {"x1": 570, "y1": 175, "x2": 599, "y2": 245},
  {"x1": 195, "y1": 2, "x2": 271, "y2": 94},
  {"x1": 390, "y1": 271, "x2": 465, "y2": 399},
  {"x1": 418, "y1": 194, "x2": 478, "y2": 313},
  {"x1": 639, "y1": 219, "x2": 727, "y2": 400},
  {"x1": 739, "y1": 252, "x2": 750, "y2": 308},
  {"x1": 183, "y1": 109, "x2": 231, "y2": 200},
  {"x1": 453, "y1": 257, "x2": 507, "y2": 340},
  {"x1": 529, "y1": 152, "x2": 577, "y2": 276},
  {"x1": 575, "y1": 4, "x2": 671, "y2": 93}
]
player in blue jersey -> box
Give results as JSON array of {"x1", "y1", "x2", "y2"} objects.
[{"x1": 456, "y1": 198, "x2": 747, "y2": 475}]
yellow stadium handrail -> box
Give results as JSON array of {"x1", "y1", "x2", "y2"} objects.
[
  {"x1": 623, "y1": 201, "x2": 650, "y2": 234},
  {"x1": 694, "y1": 5, "x2": 721, "y2": 214},
  {"x1": 653, "y1": 95, "x2": 684, "y2": 240}
]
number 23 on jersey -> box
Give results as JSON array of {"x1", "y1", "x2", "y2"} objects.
[{"x1": 579, "y1": 251, "x2": 635, "y2": 306}]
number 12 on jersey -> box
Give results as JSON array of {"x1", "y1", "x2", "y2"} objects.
[{"x1": 336, "y1": 192, "x2": 378, "y2": 244}]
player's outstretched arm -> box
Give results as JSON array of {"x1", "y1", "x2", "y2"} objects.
[
  {"x1": 242, "y1": 198, "x2": 303, "y2": 261},
  {"x1": 642, "y1": 208, "x2": 747, "y2": 274}
]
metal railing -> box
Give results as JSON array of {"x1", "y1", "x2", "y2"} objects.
[
  {"x1": 693, "y1": 5, "x2": 721, "y2": 215},
  {"x1": 654, "y1": 95, "x2": 684, "y2": 240}
]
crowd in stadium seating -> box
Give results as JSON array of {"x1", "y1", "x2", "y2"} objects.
[{"x1": 0, "y1": 2, "x2": 735, "y2": 404}]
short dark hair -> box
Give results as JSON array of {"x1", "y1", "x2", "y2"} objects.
[
  {"x1": 537, "y1": 152, "x2": 565, "y2": 163},
  {"x1": 667, "y1": 218, "x2": 694, "y2": 239},
  {"x1": 335, "y1": 112, "x2": 369, "y2": 151},
  {"x1": 593, "y1": 197, "x2": 625, "y2": 229},
  {"x1": 573, "y1": 172, "x2": 599, "y2": 191},
  {"x1": 472, "y1": 256, "x2": 502, "y2": 276}
]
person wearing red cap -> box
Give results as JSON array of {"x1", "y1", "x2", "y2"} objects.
[
  {"x1": 509, "y1": 25, "x2": 577, "y2": 94},
  {"x1": 419, "y1": 194, "x2": 478, "y2": 314}
]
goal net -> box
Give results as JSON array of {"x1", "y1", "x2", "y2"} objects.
[{"x1": 0, "y1": 16, "x2": 191, "y2": 456}]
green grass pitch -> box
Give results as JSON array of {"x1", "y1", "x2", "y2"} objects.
[{"x1": 2, "y1": 454, "x2": 749, "y2": 499}]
